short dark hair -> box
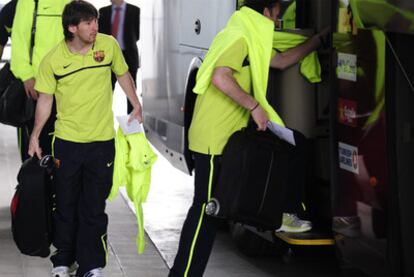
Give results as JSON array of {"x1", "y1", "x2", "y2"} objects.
[
  {"x1": 62, "y1": 0, "x2": 98, "y2": 41},
  {"x1": 243, "y1": 0, "x2": 280, "y2": 14}
]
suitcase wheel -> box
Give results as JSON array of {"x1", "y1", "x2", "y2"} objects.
[{"x1": 205, "y1": 198, "x2": 220, "y2": 216}]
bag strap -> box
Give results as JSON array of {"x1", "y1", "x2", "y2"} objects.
[{"x1": 29, "y1": 0, "x2": 39, "y2": 65}]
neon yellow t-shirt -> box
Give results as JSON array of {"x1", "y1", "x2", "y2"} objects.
[
  {"x1": 188, "y1": 38, "x2": 252, "y2": 155},
  {"x1": 35, "y1": 33, "x2": 128, "y2": 143}
]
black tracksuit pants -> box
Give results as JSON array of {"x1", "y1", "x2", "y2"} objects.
[
  {"x1": 169, "y1": 131, "x2": 309, "y2": 277},
  {"x1": 50, "y1": 138, "x2": 115, "y2": 277},
  {"x1": 169, "y1": 153, "x2": 221, "y2": 277},
  {"x1": 284, "y1": 129, "x2": 310, "y2": 214}
]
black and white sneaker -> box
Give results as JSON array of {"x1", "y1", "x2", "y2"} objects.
[
  {"x1": 51, "y1": 266, "x2": 70, "y2": 277},
  {"x1": 83, "y1": 268, "x2": 104, "y2": 277}
]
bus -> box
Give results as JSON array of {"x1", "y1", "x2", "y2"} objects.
[{"x1": 140, "y1": 0, "x2": 414, "y2": 276}]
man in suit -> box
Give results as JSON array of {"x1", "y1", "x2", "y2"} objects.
[{"x1": 99, "y1": 0, "x2": 140, "y2": 114}]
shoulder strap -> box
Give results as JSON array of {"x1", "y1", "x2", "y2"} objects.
[{"x1": 29, "y1": 0, "x2": 39, "y2": 64}]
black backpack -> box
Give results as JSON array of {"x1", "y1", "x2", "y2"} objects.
[
  {"x1": 0, "y1": 75, "x2": 35, "y2": 127},
  {"x1": 10, "y1": 155, "x2": 55, "y2": 257}
]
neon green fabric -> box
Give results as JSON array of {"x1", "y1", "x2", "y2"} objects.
[
  {"x1": 35, "y1": 33, "x2": 128, "y2": 143},
  {"x1": 282, "y1": 1, "x2": 296, "y2": 29},
  {"x1": 334, "y1": 3, "x2": 386, "y2": 130},
  {"x1": 349, "y1": 0, "x2": 414, "y2": 31},
  {"x1": 189, "y1": 39, "x2": 252, "y2": 155},
  {"x1": 344, "y1": 0, "x2": 388, "y2": 129},
  {"x1": 193, "y1": 6, "x2": 285, "y2": 127},
  {"x1": 11, "y1": 0, "x2": 70, "y2": 81},
  {"x1": 364, "y1": 30, "x2": 385, "y2": 129},
  {"x1": 109, "y1": 128, "x2": 158, "y2": 254},
  {"x1": 273, "y1": 31, "x2": 321, "y2": 83}
]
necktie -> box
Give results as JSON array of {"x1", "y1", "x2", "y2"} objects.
[{"x1": 112, "y1": 7, "x2": 121, "y2": 38}]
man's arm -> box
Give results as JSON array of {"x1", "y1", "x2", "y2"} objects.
[
  {"x1": 117, "y1": 71, "x2": 143, "y2": 123},
  {"x1": 10, "y1": 0, "x2": 38, "y2": 99},
  {"x1": 28, "y1": 93, "x2": 53, "y2": 159},
  {"x1": 212, "y1": 67, "x2": 268, "y2": 131},
  {"x1": 270, "y1": 27, "x2": 330, "y2": 70}
]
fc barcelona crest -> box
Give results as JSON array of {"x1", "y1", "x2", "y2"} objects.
[{"x1": 93, "y1": 50, "x2": 105, "y2": 62}]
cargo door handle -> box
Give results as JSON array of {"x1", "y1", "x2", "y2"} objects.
[{"x1": 194, "y1": 19, "x2": 201, "y2": 35}]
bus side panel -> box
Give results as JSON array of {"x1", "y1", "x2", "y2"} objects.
[{"x1": 141, "y1": 0, "x2": 235, "y2": 173}]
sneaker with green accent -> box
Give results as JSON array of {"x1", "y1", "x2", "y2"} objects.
[{"x1": 276, "y1": 213, "x2": 312, "y2": 233}]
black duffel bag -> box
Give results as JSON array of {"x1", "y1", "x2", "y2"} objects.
[
  {"x1": 0, "y1": 62, "x2": 35, "y2": 127},
  {"x1": 10, "y1": 155, "x2": 55, "y2": 257},
  {"x1": 205, "y1": 125, "x2": 294, "y2": 230},
  {"x1": 0, "y1": 63, "x2": 15, "y2": 97}
]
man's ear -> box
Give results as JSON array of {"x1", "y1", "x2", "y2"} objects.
[
  {"x1": 68, "y1": 25, "x2": 77, "y2": 35},
  {"x1": 263, "y1": 7, "x2": 271, "y2": 17}
]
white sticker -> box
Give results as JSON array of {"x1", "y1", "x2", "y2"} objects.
[
  {"x1": 338, "y1": 142, "x2": 359, "y2": 174},
  {"x1": 337, "y1": 53, "x2": 357, "y2": 82}
]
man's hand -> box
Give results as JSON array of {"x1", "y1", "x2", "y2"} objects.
[
  {"x1": 128, "y1": 104, "x2": 143, "y2": 124},
  {"x1": 28, "y1": 134, "x2": 42, "y2": 159},
  {"x1": 251, "y1": 104, "x2": 268, "y2": 131},
  {"x1": 317, "y1": 26, "x2": 331, "y2": 48},
  {"x1": 23, "y1": 78, "x2": 38, "y2": 100}
]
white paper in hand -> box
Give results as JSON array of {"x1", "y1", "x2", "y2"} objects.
[
  {"x1": 266, "y1": 121, "x2": 296, "y2": 146},
  {"x1": 116, "y1": 115, "x2": 144, "y2": 135}
]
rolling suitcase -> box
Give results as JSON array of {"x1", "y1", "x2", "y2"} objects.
[
  {"x1": 10, "y1": 155, "x2": 55, "y2": 257},
  {"x1": 206, "y1": 126, "x2": 294, "y2": 230}
]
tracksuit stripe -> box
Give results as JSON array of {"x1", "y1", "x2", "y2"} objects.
[{"x1": 183, "y1": 155, "x2": 215, "y2": 276}]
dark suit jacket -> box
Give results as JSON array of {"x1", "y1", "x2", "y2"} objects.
[{"x1": 98, "y1": 3, "x2": 140, "y2": 74}]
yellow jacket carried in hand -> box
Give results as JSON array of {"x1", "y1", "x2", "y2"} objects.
[{"x1": 109, "y1": 128, "x2": 157, "y2": 254}]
